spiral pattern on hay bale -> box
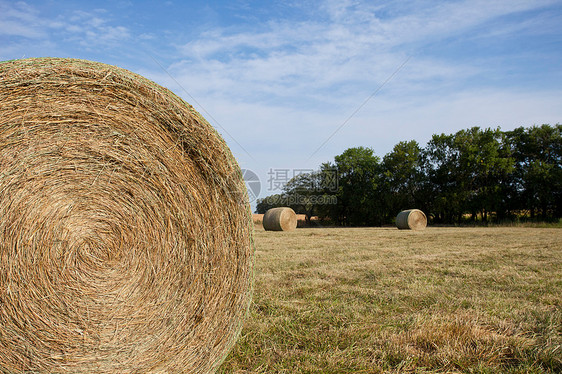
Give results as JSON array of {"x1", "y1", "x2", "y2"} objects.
[
  {"x1": 0, "y1": 58, "x2": 254, "y2": 373},
  {"x1": 396, "y1": 209, "x2": 427, "y2": 230},
  {"x1": 262, "y1": 207, "x2": 297, "y2": 231}
]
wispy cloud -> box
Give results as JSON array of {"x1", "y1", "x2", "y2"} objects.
[
  {"x1": 147, "y1": 0, "x2": 561, "y2": 170},
  {"x1": 61, "y1": 10, "x2": 131, "y2": 46},
  {"x1": 0, "y1": 1, "x2": 44, "y2": 38},
  {"x1": 170, "y1": 0, "x2": 558, "y2": 106},
  {"x1": 0, "y1": 1, "x2": 130, "y2": 49},
  {"x1": 1, "y1": 0, "x2": 560, "y2": 201}
]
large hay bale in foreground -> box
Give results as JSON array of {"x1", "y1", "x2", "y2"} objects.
[
  {"x1": 396, "y1": 209, "x2": 427, "y2": 230},
  {"x1": 263, "y1": 207, "x2": 297, "y2": 231},
  {"x1": 0, "y1": 58, "x2": 253, "y2": 373}
]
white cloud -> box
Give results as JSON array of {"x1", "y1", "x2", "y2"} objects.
[
  {"x1": 375, "y1": 0, "x2": 559, "y2": 44},
  {"x1": 60, "y1": 10, "x2": 131, "y2": 46},
  {"x1": 0, "y1": 1, "x2": 131, "y2": 48},
  {"x1": 1, "y1": 0, "x2": 560, "y2": 202},
  {"x1": 0, "y1": 1, "x2": 43, "y2": 37},
  {"x1": 137, "y1": 1, "x2": 559, "y2": 173},
  {"x1": 170, "y1": 0, "x2": 558, "y2": 109}
]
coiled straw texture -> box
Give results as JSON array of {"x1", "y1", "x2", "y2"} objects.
[{"x1": 0, "y1": 58, "x2": 254, "y2": 373}]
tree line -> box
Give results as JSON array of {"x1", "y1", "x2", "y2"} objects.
[{"x1": 256, "y1": 124, "x2": 562, "y2": 225}]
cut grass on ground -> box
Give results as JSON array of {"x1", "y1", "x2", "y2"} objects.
[{"x1": 218, "y1": 227, "x2": 561, "y2": 373}]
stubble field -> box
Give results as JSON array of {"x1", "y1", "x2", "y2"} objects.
[{"x1": 218, "y1": 226, "x2": 561, "y2": 373}]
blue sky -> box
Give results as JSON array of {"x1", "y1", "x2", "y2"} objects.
[{"x1": 2, "y1": 0, "x2": 561, "y2": 205}]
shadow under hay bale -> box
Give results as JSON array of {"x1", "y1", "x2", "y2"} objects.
[
  {"x1": 0, "y1": 58, "x2": 254, "y2": 373},
  {"x1": 396, "y1": 209, "x2": 428, "y2": 230},
  {"x1": 263, "y1": 207, "x2": 297, "y2": 231}
]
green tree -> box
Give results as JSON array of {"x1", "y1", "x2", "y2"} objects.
[
  {"x1": 506, "y1": 124, "x2": 562, "y2": 220},
  {"x1": 423, "y1": 133, "x2": 461, "y2": 223},
  {"x1": 331, "y1": 147, "x2": 383, "y2": 226},
  {"x1": 453, "y1": 127, "x2": 513, "y2": 222},
  {"x1": 282, "y1": 171, "x2": 321, "y2": 224},
  {"x1": 255, "y1": 194, "x2": 287, "y2": 214},
  {"x1": 423, "y1": 127, "x2": 514, "y2": 223},
  {"x1": 382, "y1": 140, "x2": 424, "y2": 220}
]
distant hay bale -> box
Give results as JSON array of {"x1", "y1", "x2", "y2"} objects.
[
  {"x1": 0, "y1": 58, "x2": 253, "y2": 373},
  {"x1": 252, "y1": 213, "x2": 264, "y2": 226},
  {"x1": 263, "y1": 207, "x2": 297, "y2": 231},
  {"x1": 396, "y1": 209, "x2": 427, "y2": 230}
]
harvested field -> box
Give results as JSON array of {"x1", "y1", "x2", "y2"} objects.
[{"x1": 219, "y1": 227, "x2": 561, "y2": 373}]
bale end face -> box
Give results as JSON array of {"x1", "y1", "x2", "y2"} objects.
[{"x1": 0, "y1": 57, "x2": 254, "y2": 373}]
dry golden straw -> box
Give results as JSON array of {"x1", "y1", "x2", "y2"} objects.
[
  {"x1": 0, "y1": 58, "x2": 254, "y2": 373},
  {"x1": 262, "y1": 207, "x2": 297, "y2": 231},
  {"x1": 396, "y1": 209, "x2": 427, "y2": 230}
]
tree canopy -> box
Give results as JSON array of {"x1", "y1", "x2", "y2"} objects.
[{"x1": 256, "y1": 124, "x2": 561, "y2": 225}]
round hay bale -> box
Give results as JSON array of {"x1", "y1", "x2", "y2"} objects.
[
  {"x1": 0, "y1": 58, "x2": 254, "y2": 373},
  {"x1": 262, "y1": 207, "x2": 297, "y2": 231},
  {"x1": 396, "y1": 209, "x2": 427, "y2": 230}
]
